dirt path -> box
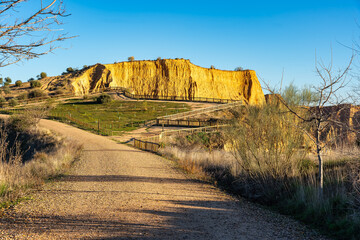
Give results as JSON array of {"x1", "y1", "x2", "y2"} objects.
[{"x1": 0, "y1": 119, "x2": 328, "y2": 239}]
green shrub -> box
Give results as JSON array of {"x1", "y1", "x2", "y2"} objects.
[
  {"x1": 30, "y1": 80, "x2": 41, "y2": 88},
  {"x1": 28, "y1": 89, "x2": 47, "y2": 99},
  {"x1": 128, "y1": 56, "x2": 135, "y2": 62},
  {"x1": 39, "y1": 72, "x2": 47, "y2": 79},
  {"x1": 225, "y1": 104, "x2": 306, "y2": 203},
  {"x1": 15, "y1": 80, "x2": 22, "y2": 87},
  {"x1": 3, "y1": 86, "x2": 10, "y2": 94},
  {"x1": 66, "y1": 67, "x2": 74, "y2": 73},
  {"x1": 17, "y1": 92, "x2": 28, "y2": 100},
  {"x1": 0, "y1": 97, "x2": 6, "y2": 107},
  {"x1": 234, "y1": 67, "x2": 243, "y2": 71},
  {"x1": 4, "y1": 77, "x2": 11, "y2": 84},
  {"x1": 96, "y1": 93, "x2": 112, "y2": 104},
  {"x1": 8, "y1": 98, "x2": 18, "y2": 107}
]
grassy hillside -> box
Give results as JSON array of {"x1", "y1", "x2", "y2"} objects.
[{"x1": 50, "y1": 98, "x2": 191, "y2": 135}]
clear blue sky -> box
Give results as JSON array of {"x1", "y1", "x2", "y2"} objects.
[{"x1": 1, "y1": 0, "x2": 359, "y2": 91}]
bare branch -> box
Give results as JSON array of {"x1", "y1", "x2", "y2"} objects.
[{"x1": 0, "y1": 0, "x2": 75, "y2": 67}]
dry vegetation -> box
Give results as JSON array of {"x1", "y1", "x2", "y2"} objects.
[
  {"x1": 0, "y1": 110, "x2": 82, "y2": 208},
  {"x1": 161, "y1": 104, "x2": 360, "y2": 240}
]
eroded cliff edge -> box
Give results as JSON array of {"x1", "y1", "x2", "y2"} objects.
[{"x1": 70, "y1": 59, "x2": 265, "y2": 105}]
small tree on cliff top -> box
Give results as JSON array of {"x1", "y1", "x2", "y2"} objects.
[{"x1": 128, "y1": 56, "x2": 135, "y2": 62}]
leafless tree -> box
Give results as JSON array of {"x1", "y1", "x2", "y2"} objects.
[
  {"x1": 264, "y1": 53, "x2": 355, "y2": 196},
  {"x1": 0, "y1": 0, "x2": 74, "y2": 67}
]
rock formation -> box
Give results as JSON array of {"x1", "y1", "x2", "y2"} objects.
[
  {"x1": 69, "y1": 59, "x2": 265, "y2": 105},
  {"x1": 317, "y1": 104, "x2": 360, "y2": 146}
]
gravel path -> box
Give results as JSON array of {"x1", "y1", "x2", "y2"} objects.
[{"x1": 0, "y1": 118, "x2": 328, "y2": 239}]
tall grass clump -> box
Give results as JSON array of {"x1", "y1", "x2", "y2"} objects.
[
  {"x1": 0, "y1": 110, "x2": 82, "y2": 208},
  {"x1": 225, "y1": 104, "x2": 307, "y2": 203}
]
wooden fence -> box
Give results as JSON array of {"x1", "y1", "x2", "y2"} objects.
[
  {"x1": 156, "y1": 101, "x2": 243, "y2": 121},
  {"x1": 154, "y1": 118, "x2": 223, "y2": 128},
  {"x1": 133, "y1": 124, "x2": 228, "y2": 151},
  {"x1": 133, "y1": 138, "x2": 160, "y2": 153},
  {"x1": 0, "y1": 93, "x2": 76, "y2": 108},
  {"x1": 109, "y1": 87, "x2": 238, "y2": 104}
]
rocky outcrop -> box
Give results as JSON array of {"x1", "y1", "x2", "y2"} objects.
[
  {"x1": 316, "y1": 104, "x2": 360, "y2": 146},
  {"x1": 70, "y1": 59, "x2": 265, "y2": 105}
]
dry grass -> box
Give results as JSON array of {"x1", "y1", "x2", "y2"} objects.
[
  {"x1": 160, "y1": 146, "x2": 236, "y2": 181},
  {"x1": 161, "y1": 104, "x2": 360, "y2": 239},
  {"x1": 0, "y1": 115, "x2": 82, "y2": 208}
]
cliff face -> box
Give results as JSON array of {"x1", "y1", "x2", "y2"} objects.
[
  {"x1": 70, "y1": 59, "x2": 265, "y2": 105},
  {"x1": 317, "y1": 104, "x2": 360, "y2": 146}
]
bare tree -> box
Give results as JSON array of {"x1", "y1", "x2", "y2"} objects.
[
  {"x1": 0, "y1": 0, "x2": 74, "y2": 67},
  {"x1": 264, "y1": 53, "x2": 355, "y2": 196}
]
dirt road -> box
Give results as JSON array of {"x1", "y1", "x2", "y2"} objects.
[{"x1": 0, "y1": 119, "x2": 327, "y2": 239}]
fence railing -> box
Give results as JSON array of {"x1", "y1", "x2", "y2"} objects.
[
  {"x1": 108, "y1": 87, "x2": 239, "y2": 104},
  {"x1": 156, "y1": 101, "x2": 243, "y2": 121},
  {"x1": 0, "y1": 93, "x2": 77, "y2": 108},
  {"x1": 154, "y1": 118, "x2": 223, "y2": 128},
  {"x1": 133, "y1": 124, "x2": 228, "y2": 151},
  {"x1": 133, "y1": 138, "x2": 160, "y2": 153}
]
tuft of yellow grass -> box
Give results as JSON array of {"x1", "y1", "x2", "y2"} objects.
[{"x1": 0, "y1": 124, "x2": 82, "y2": 207}]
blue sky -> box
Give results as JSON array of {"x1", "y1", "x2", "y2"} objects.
[{"x1": 1, "y1": 0, "x2": 359, "y2": 91}]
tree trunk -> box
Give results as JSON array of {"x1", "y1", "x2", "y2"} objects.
[{"x1": 316, "y1": 124, "x2": 323, "y2": 197}]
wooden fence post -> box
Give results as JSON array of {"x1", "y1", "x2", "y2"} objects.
[{"x1": 98, "y1": 119, "x2": 100, "y2": 135}]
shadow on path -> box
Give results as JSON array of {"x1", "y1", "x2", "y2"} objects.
[
  {"x1": 59, "y1": 174, "x2": 201, "y2": 184},
  {"x1": 0, "y1": 199, "x2": 258, "y2": 239}
]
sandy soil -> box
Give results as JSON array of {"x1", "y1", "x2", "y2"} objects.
[{"x1": 0, "y1": 118, "x2": 328, "y2": 239}]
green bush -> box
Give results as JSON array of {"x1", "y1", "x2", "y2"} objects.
[
  {"x1": 96, "y1": 93, "x2": 112, "y2": 104},
  {"x1": 15, "y1": 80, "x2": 22, "y2": 87},
  {"x1": 4, "y1": 77, "x2": 11, "y2": 84},
  {"x1": 30, "y1": 80, "x2": 41, "y2": 88},
  {"x1": 28, "y1": 89, "x2": 47, "y2": 99},
  {"x1": 0, "y1": 97, "x2": 6, "y2": 107},
  {"x1": 8, "y1": 98, "x2": 18, "y2": 107},
  {"x1": 128, "y1": 56, "x2": 135, "y2": 62},
  {"x1": 17, "y1": 92, "x2": 28, "y2": 100},
  {"x1": 66, "y1": 67, "x2": 74, "y2": 73},
  {"x1": 3, "y1": 86, "x2": 10, "y2": 94},
  {"x1": 39, "y1": 72, "x2": 47, "y2": 79},
  {"x1": 225, "y1": 104, "x2": 307, "y2": 203}
]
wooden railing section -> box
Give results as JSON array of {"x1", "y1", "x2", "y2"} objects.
[
  {"x1": 133, "y1": 124, "x2": 228, "y2": 152},
  {"x1": 156, "y1": 101, "x2": 243, "y2": 121},
  {"x1": 108, "y1": 87, "x2": 240, "y2": 104}
]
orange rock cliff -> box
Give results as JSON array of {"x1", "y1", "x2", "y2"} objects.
[{"x1": 70, "y1": 59, "x2": 265, "y2": 105}]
